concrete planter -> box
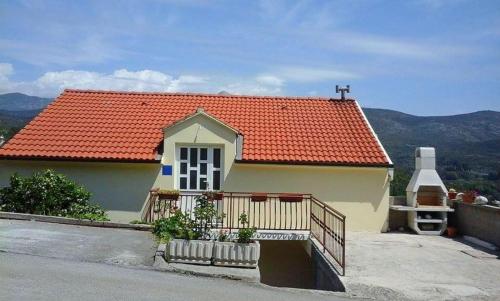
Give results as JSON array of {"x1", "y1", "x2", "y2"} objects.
[
  {"x1": 166, "y1": 239, "x2": 214, "y2": 265},
  {"x1": 213, "y1": 241, "x2": 260, "y2": 268}
]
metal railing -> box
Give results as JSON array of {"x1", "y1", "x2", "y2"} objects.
[
  {"x1": 143, "y1": 190, "x2": 345, "y2": 275},
  {"x1": 310, "y1": 196, "x2": 346, "y2": 275}
]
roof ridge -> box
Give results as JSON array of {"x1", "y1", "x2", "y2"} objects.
[{"x1": 62, "y1": 88, "x2": 355, "y2": 102}]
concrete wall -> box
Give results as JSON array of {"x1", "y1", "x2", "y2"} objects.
[
  {"x1": 258, "y1": 240, "x2": 315, "y2": 289},
  {"x1": 0, "y1": 160, "x2": 160, "y2": 222},
  {"x1": 453, "y1": 202, "x2": 500, "y2": 247},
  {"x1": 389, "y1": 196, "x2": 408, "y2": 231}
]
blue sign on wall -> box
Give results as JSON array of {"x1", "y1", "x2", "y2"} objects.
[{"x1": 162, "y1": 165, "x2": 172, "y2": 176}]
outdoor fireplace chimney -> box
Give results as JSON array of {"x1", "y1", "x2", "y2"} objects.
[{"x1": 404, "y1": 147, "x2": 453, "y2": 235}]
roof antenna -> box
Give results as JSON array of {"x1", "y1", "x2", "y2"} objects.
[{"x1": 336, "y1": 85, "x2": 350, "y2": 100}]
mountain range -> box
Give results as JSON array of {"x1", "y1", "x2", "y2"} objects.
[{"x1": 1, "y1": 93, "x2": 499, "y2": 198}]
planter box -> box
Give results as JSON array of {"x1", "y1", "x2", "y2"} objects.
[
  {"x1": 251, "y1": 193, "x2": 268, "y2": 202},
  {"x1": 279, "y1": 193, "x2": 303, "y2": 202},
  {"x1": 213, "y1": 241, "x2": 260, "y2": 268},
  {"x1": 166, "y1": 239, "x2": 214, "y2": 265}
]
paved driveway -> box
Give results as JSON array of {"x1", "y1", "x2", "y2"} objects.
[
  {"x1": 343, "y1": 232, "x2": 500, "y2": 301},
  {"x1": 0, "y1": 219, "x2": 157, "y2": 266}
]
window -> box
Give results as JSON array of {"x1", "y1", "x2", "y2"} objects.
[{"x1": 178, "y1": 146, "x2": 222, "y2": 191}]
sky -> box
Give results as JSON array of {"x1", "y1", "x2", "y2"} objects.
[{"x1": 0, "y1": 0, "x2": 499, "y2": 116}]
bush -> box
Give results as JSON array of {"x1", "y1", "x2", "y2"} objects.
[
  {"x1": 237, "y1": 212, "x2": 256, "y2": 243},
  {"x1": 0, "y1": 169, "x2": 108, "y2": 220},
  {"x1": 63, "y1": 203, "x2": 109, "y2": 221},
  {"x1": 152, "y1": 192, "x2": 225, "y2": 242},
  {"x1": 152, "y1": 210, "x2": 198, "y2": 243}
]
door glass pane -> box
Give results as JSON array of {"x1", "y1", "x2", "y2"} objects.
[
  {"x1": 180, "y1": 162, "x2": 187, "y2": 175},
  {"x1": 189, "y1": 170, "x2": 197, "y2": 190},
  {"x1": 200, "y1": 148, "x2": 208, "y2": 160},
  {"x1": 180, "y1": 148, "x2": 188, "y2": 160},
  {"x1": 190, "y1": 148, "x2": 198, "y2": 167},
  {"x1": 213, "y1": 148, "x2": 221, "y2": 168},
  {"x1": 180, "y1": 177, "x2": 187, "y2": 190},
  {"x1": 213, "y1": 170, "x2": 220, "y2": 190},
  {"x1": 199, "y1": 178, "x2": 207, "y2": 190},
  {"x1": 200, "y1": 163, "x2": 207, "y2": 175}
]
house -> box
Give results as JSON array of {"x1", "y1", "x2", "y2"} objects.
[{"x1": 0, "y1": 89, "x2": 393, "y2": 231}]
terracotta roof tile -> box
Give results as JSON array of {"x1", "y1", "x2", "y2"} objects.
[{"x1": 0, "y1": 89, "x2": 391, "y2": 166}]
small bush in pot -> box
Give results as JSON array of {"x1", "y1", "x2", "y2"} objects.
[
  {"x1": 237, "y1": 212, "x2": 256, "y2": 243},
  {"x1": 152, "y1": 210, "x2": 197, "y2": 243},
  {"x1": 213, "y1": 212, "x2": 260, "y2": 268}
]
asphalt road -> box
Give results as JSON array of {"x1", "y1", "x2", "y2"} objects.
[
  {"x1": 0, "y1": 252, "x2": 350, "y2": 301},
  {"x1": 0, "y1": 219, "x2": 157, "y2": 266},
  {"x1": 0, "y1": 219, "x2": 351, "y2": 301}
]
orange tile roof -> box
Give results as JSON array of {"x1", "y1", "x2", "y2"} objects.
[{"x1": 0, "y1": 89, "x2": 391, "y2": 166}]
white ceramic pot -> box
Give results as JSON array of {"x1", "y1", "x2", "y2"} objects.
[
  {"x1": 213, "y1": 241, "x2": 260, "y2": 268},
  {"x1": 166, "y1": 239, "x2": 214, "y2": 265}
]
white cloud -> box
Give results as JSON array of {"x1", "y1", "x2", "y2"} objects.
[
  {"x1": 0, "y1": 63, "x2": 13, "y2": 78},
  {"x1": 0, "y1": 63, "x2": 286, "y2": 97},
  {"x1": 255, "y1": 75, "x2": 284, "y2": 87}
]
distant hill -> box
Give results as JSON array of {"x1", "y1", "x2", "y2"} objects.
[
  {"x1": 0, "y1": 93, "x2": 52, "y2": 111},
  {"x1": 0, "y1": 93, "x2": 51, "y2": 139},
  {"x1": 364, "y1": 108, "x2": 500, "y2": 198}
]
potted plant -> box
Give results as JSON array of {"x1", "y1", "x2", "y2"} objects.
[
  {"x1": 251, "y1": 192, "x2": 267, "y2": 202},
  {"x1": 213, "y1": 212, "x2": 260, "y2": 268},
  {"x1": 462, "y1": 191, "x2": 476, "y2": 204},
  {"x1": 279, "y1": 193, "x2": 303, "y2": 202},
  {"x1": 448, "y1": 188, "x2": 457, "y2": 200},
  {"x1": 154, "y1": 193, "x2": 222, "y2": 265},
  {"x1": 203, "y1": 190, "x2": 224, "y2": 201},
  {"x1": 157, "y1": 189, "x2": 180, "y2": 201}
]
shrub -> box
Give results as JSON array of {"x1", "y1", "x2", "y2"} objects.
[
  {"x1": 152, "y1": 192, "x2": 225, "y2": 242},
  {"x1": 0, "y1": 169, "x2": 108, "y2": 221},
  {"x1": 63, "y1": 203, "x2": 109, "y2": 221},
  {"x1": 152, "y1": 210, "x2": 198, "y2": 243},
  {"x1": 237, "y1": 212, "x2": 256, "y2": 244}
]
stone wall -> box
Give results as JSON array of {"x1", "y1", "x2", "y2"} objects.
[{"x1": 452, "y1": 202, "x2": 500, "y2": 247}]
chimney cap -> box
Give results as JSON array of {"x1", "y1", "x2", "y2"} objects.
[{"x1": 335, "y1": 85, "x2": 350, "y2": 100}]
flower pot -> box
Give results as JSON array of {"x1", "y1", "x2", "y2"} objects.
[
  {"x1": 158, "y1": 193, "x2": 179, "y2": 201},
  {"x1": 166, "y1": 239, "x2": 214, "y2": 265},
  {"x1": 279, "y1": 193, "x2": 303, "y2": 202},
  {"x1": 447, "y1": 227, "x2": 457, "y2": 238},
  {"x1": 462, "y1": 191, "x2": 476, "y2": 204},
  {"x1": 203, "y1": 191, "x2": 224, "y2": 201},
  {"x1": 213, "y1": 241, "x2": 260, "y2": 268},
  {"x1": 251, "y1": 193, "x2": 267, "y2": 202}
]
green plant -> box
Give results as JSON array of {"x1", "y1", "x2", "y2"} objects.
[
  {"x1": 0, "y1": 169, "x2": 108, "y2": 221},
  {"x1": 63, "y1": 202, "x2": 109, "y2": 221},
  {"x1": 152, "y1": 192, "x2": 226, "y2": 243},
  {"x1": 193, "y1": 193, "x2": 224, "y2": 239},
  {"x1": 218, "y1": 230, "x2": 229, "y2": 242},
  {"x1": 152, "y1": 210, "x2": 198, "y2": 243},
  {"x1": 237, "y1": 212, "x2": 256, "y2": 243}
]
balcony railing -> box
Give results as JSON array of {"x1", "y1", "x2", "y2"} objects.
[{"x1": 142, "y1": 190, "x2": 345, "y2": 275}]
